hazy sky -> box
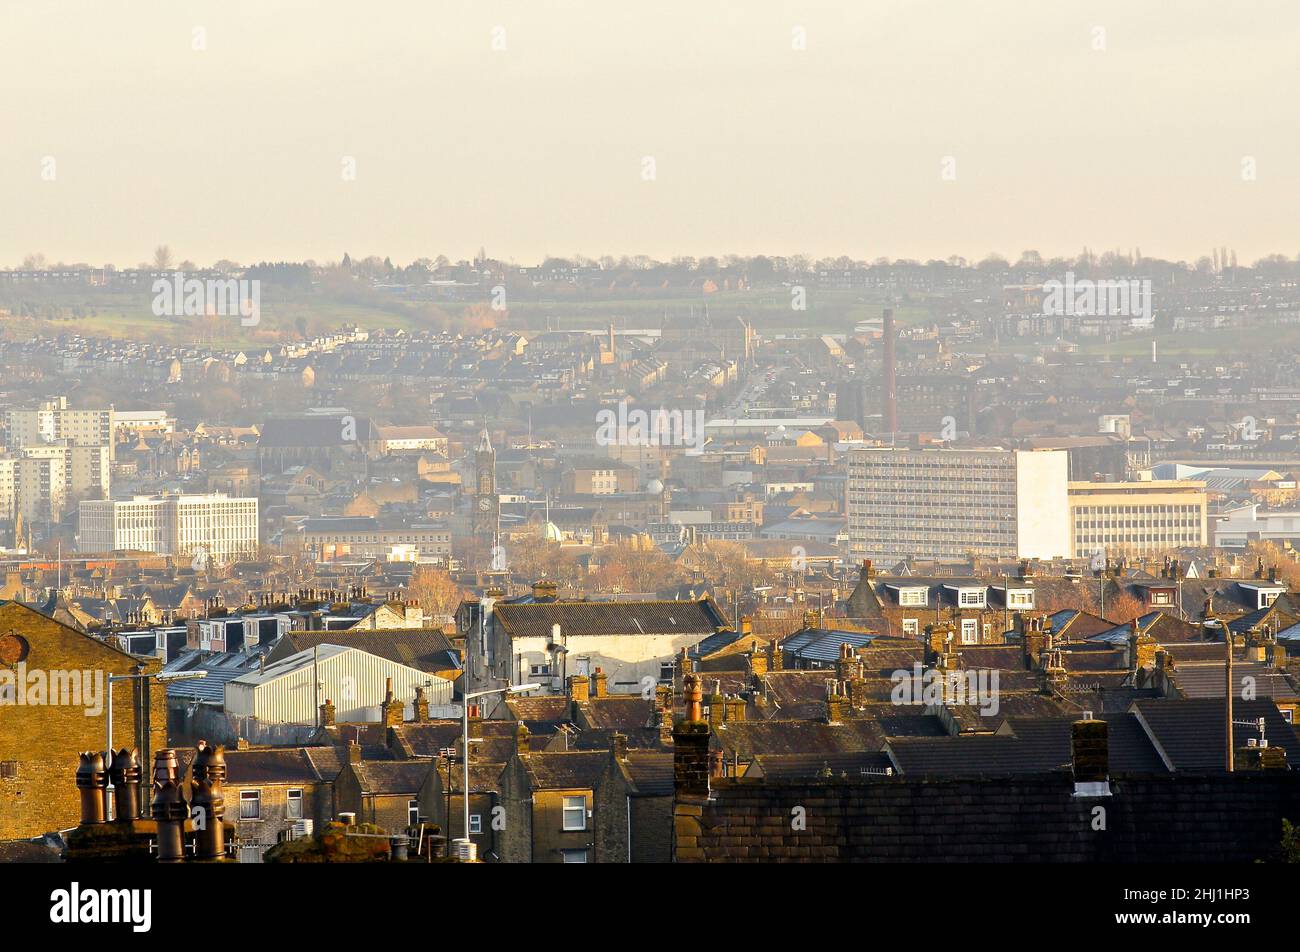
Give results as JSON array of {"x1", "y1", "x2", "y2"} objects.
[{"x1": 6, "y1": 0, "x2": 1300, "y2": 267}]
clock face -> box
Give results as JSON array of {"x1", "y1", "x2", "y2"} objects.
[{"x1": 479, "y1": 497, "x2": 492, "y2": 511}]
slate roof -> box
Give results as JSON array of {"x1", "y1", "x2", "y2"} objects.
[
  {"x1": 505, "y1": 696, "x2": 572, "y2": 723},
  {"x1": 885, "y1": 734, "x2": 1071, "y2": 777},
  {"x1": 395, "y1": 720, "x2": 522, "y2": 763},
  {"x1": 224, "y1": 746, "x2": 343, "y2": 785},
  {"x1": 999, "y1": 716, "x2": 1168, "y2": 774},
  {"x1": 565, "y1": 726, "x2": 664, "y2": 751},
  {"x1": 1169, "y1": 661, "x2": 1298, "y2": 701},
  {"x1": 260, "y1": 415, "x2": 376, "y2": 448},
  {"x1": 519, "y1": 750, "x2": 607, "y2": 790},
  {"x1": 781, "y1": 627, "x2": 879, "y2": 663},
  {"x1": 621, "y1": 752, "x2": 674, "y2": 795},
  {"x1": 493, "y1": 598, "x2": 729, "y2": 640},
  {"x1": 353, "y1": 760, "x2": 433, "y2": 794},
  {"x1": 1130, "y1": 698, "x2": 1300, "y2": 772},
  {"x1": 748, "y1": 751, "x2": 896, "y2": 780},
  {"x1": 712, "y1": 719, "x2": 886, "y2": 758},
  {"x1": 576, "y1": 696, "x2": 656, "y2": 730},
  {"x1": 1048, "y1": 609, "x2": 1116, "y2": 640}
]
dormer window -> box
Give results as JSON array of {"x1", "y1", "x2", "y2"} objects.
[
  {"x1": 1240, "y1": 583, "x2": 1284, "y2": 610},
  {"x1": 1005, "y1": 588, "x2": 1034, "y2": 609},
  {"x1": 957, "y1": 588, "x2": 987, "y2": 609},
  {"x1": 896, "y1": 587, "x2": 928, "y2": 607}
]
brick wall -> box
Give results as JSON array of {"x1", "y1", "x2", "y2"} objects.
[
  {"x1": 530, "y1": 790, "x2": 594, "y2": 863},
  {"x1": 630, "y1": 796, "x2": 672, "y2": 863},
  {"x1": 225, "y1": 781, "x2": 332, "y2": 858},
  {"x1": 497, "y1": 758, "x2": 533, "y2": 863},
  {"x1": 0, "y1": 604, "x2": 167, "y2": 840},
  {"x1": 676, "y1": 773, "x2": 1300, "y2": 862},
  {"x1": 418, "y1": 769, "x2": 497, "y2": 858}
]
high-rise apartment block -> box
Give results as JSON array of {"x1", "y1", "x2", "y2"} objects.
[
  {"x1": 5, "y1": 397, "x2": 113, "y2": 455},
  {"x1": 847, "y1": 446, "x2": 1070, "y2": 563}
]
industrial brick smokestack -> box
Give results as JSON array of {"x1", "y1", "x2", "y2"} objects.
[{"x1": 882, "y1": 308, "x2": 897, "y2": 434}]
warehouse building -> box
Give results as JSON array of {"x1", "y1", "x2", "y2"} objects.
[{"x1": 225, "y1": 644, "x2": 453, "y2": 726}]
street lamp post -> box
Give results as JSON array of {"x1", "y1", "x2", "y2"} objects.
[
  {"x1": 105, "y1": 668, "x2": 207, "y2": 821},
  {"x1": 455, "y1": 682, "x2": 539, "y2": 860}
]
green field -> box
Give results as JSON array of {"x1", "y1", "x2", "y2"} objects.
[{"x1": 2, "y1": 283, "x2": 939, "y2": 345}]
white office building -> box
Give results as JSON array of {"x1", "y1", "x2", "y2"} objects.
[{"x1": 78, "y1": 492, "x2": 258, "y2": 564}]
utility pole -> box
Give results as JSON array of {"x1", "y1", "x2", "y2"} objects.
[{"x1": 1225, "y1": 621, "x2": 1234, "y2": 773}]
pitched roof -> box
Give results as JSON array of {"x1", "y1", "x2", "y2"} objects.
[
  {"x1": 620, "y1": 752, "x2": 674, "y2": 795},
  {"x1": 271, "y1": 628, "x2": 457, "y2": 674},
  {"x1": 352, "y1": 759, "x2": 432, "y2": 794},
  {"x1": 748, "y1": 751, "x2": 896, "y2": 780},
  {"x1": 518, "y1": 750, "x2": 607, "y2": 790},
  {"x1": 492, "y1": 598, "x2": 728, "y2": 641},
  {"x1": 224, "y1": 746, "x2": 342, "y2": 785},
  {"x1": 1130, "y1": 698, "x2": 1300, "y2": 772}
]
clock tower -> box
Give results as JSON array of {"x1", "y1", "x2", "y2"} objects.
[{"x1": 473, "y1": 427, "x2": 499, "y2": 541}]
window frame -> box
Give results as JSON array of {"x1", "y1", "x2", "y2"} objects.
[{"x1": 561, "y1": 795, "x2": 587, "y2": 832}]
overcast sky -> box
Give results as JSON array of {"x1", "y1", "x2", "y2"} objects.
[{"x1": 6, "y1": 0, "x2": 1299, "y2": 267}]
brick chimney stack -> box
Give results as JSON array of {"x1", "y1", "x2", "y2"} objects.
[
  {"x1": 766, "y1": 638, "x2": 783, "y2": 672},
  {"x1": 320, "y1": 697, "x2": 337, "y2": 727},
  {"x1": 1070, "y1": 718, "x2": 1109, "y2": 792},
  {"x1": 825, "y1": 681, "x2": 848, "y2": 725},
  {"x1": 835, "y1": 642, "x2": 863, "y2": 682},
  {"x1": 569, "y1": 674, "x2": 590, "y2": 702},
  {"x1": 655, "y1": 684, "x2": 674, "y2": 742},
  {"x1": 1022, "y1": 615, "x2": 1047, "y2": 669},
  {"x1": 707, "y1": 686, "x2": 726, "y2": 729},
  {"x1": 412, "y1": 686, "x2": 430, "y2": 723},
  {"x1": 592, "y1": 667, "x2": 608, "y2": 698},
  {"x1": 380, "y1": 678, "x2": 404, "y2": 727},
  {"x1": 672, "y1": 673, "x2": 711, "y2": 803}
]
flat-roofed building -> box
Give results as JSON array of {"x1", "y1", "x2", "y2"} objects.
[
  {"x1": 78, "y1": 492, "x2": 258, "y2": 564},
  {"x1": 298, "y1": 516, "x2": 451, "y2": 561},
  {"x1": 846, "y1": 446, "x2": 1070, "y2": 563},
  {"x1": 1067, "y1": 480, "x2": 1207, "y2": 558},
  {"x1": 4, "y1": 397, "x2": 113, "y2": 457}
]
